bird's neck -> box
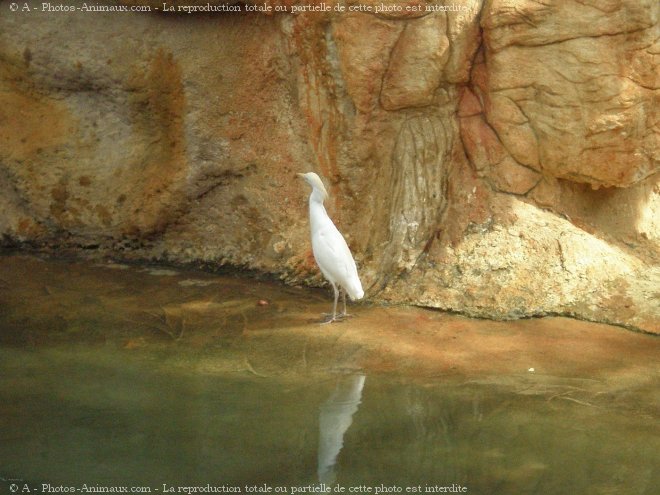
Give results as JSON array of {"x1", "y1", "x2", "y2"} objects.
[{"x1": 308, "y1": 193, "x2": 329, "y2": 229}]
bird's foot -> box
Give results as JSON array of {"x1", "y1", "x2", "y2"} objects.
[
  {"x1": 321, "y1": 313, "x2": 344, "y2": 324},
  {"x1": 338, "y1": 311, "x2": 354, "y2": 319}
]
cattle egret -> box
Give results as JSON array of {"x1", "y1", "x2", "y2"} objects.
[{"x1": 298, "y1": 172, "x2": 364, "y2": 323}]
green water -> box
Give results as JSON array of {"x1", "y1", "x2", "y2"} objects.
[{"x1": 1, "y1": 346, "x2": 657, "y2": 494}]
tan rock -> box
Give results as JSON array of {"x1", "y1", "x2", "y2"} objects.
[
  {"x1": 381, "y1": 13, "x2": 450, "y2": 110},
  {"x1": 482, "y1": 0, "x2": 659, "y2": 187},
  {"x1": 0, "y1": 4, "x2": 657, "y2": 333},
  {"x1": 444, "y1": 0, "x2": 483, "y2": 83},
  {"x1": 460, "y1": 114, "x2": 507, "y2": 171},
  {"x1": 483, "y1": 0, "x2": 657, "y2": 52},
  {"x1": 488, "y1": 157, "x2": 541, "y2": 196},
  {"x1": 485, "y1": 93, "x2": 539, "y2": 169},
  {"x1": 332, "y1": 14, "x2": 402, "y2": 114},
  {"x1": 457, "y1": 86, "x2": 483, "y2": 117},
  {"x1": 459, "y1": 105, "x2": 541, "y2": 194},
  {"x1": 398, "y1": 194, "x2": 659, "y2": 332}
]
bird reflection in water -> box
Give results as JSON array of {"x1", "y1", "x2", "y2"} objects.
[{"x1": 318, "y1": 374, "x2": 366, "y2": 484}]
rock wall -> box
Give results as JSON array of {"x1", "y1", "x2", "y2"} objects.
[{"x1": 0, "y1": 1, "x2": 658, "y2": 333}]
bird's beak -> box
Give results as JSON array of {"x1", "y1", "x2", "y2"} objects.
[{"x1": 296, "y1": 173, "x2": 305, "y2": 178}]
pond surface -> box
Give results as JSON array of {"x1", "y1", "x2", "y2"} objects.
[{"x1": 0, "y1": 254, "x2": 658, "y2": 494}]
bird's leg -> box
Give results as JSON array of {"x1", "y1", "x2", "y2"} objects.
[
  {"x1": 337, "y1": 289, "x2": 355, "y2": 319},
  {"x1": 322, "y1": 282, "x2": 340, "y2": 324}
]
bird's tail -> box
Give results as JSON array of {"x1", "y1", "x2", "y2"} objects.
[{"x1": 346, "y1": 279, "x2": 364, "y2": 301}]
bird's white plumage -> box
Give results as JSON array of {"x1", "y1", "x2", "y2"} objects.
[
  {"x1": 298, "y1": 172, "x2": 364, "y2": 322},
  {"x1": 311, "y1": 211, "x2": 363, "y2": 299}
]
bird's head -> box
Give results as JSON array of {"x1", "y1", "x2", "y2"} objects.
[{"x1": 297, "y1": 172, "x2": 329, "y2": 201}]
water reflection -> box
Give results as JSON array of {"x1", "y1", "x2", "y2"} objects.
[
  {"x1": 0, "y1": 347, "x2": 657, "y2": 493},
  {"x1": 318, "y1": 374, "x2": 366, "y2": 484}
]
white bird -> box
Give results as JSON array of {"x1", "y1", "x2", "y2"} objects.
[{"x1": 298, "y1": 172, "x2": 364, "y2": 323}]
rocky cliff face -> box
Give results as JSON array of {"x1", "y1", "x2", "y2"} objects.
[{"x1": 1, "y1": 1, "x2": 658, "y2": 333}]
